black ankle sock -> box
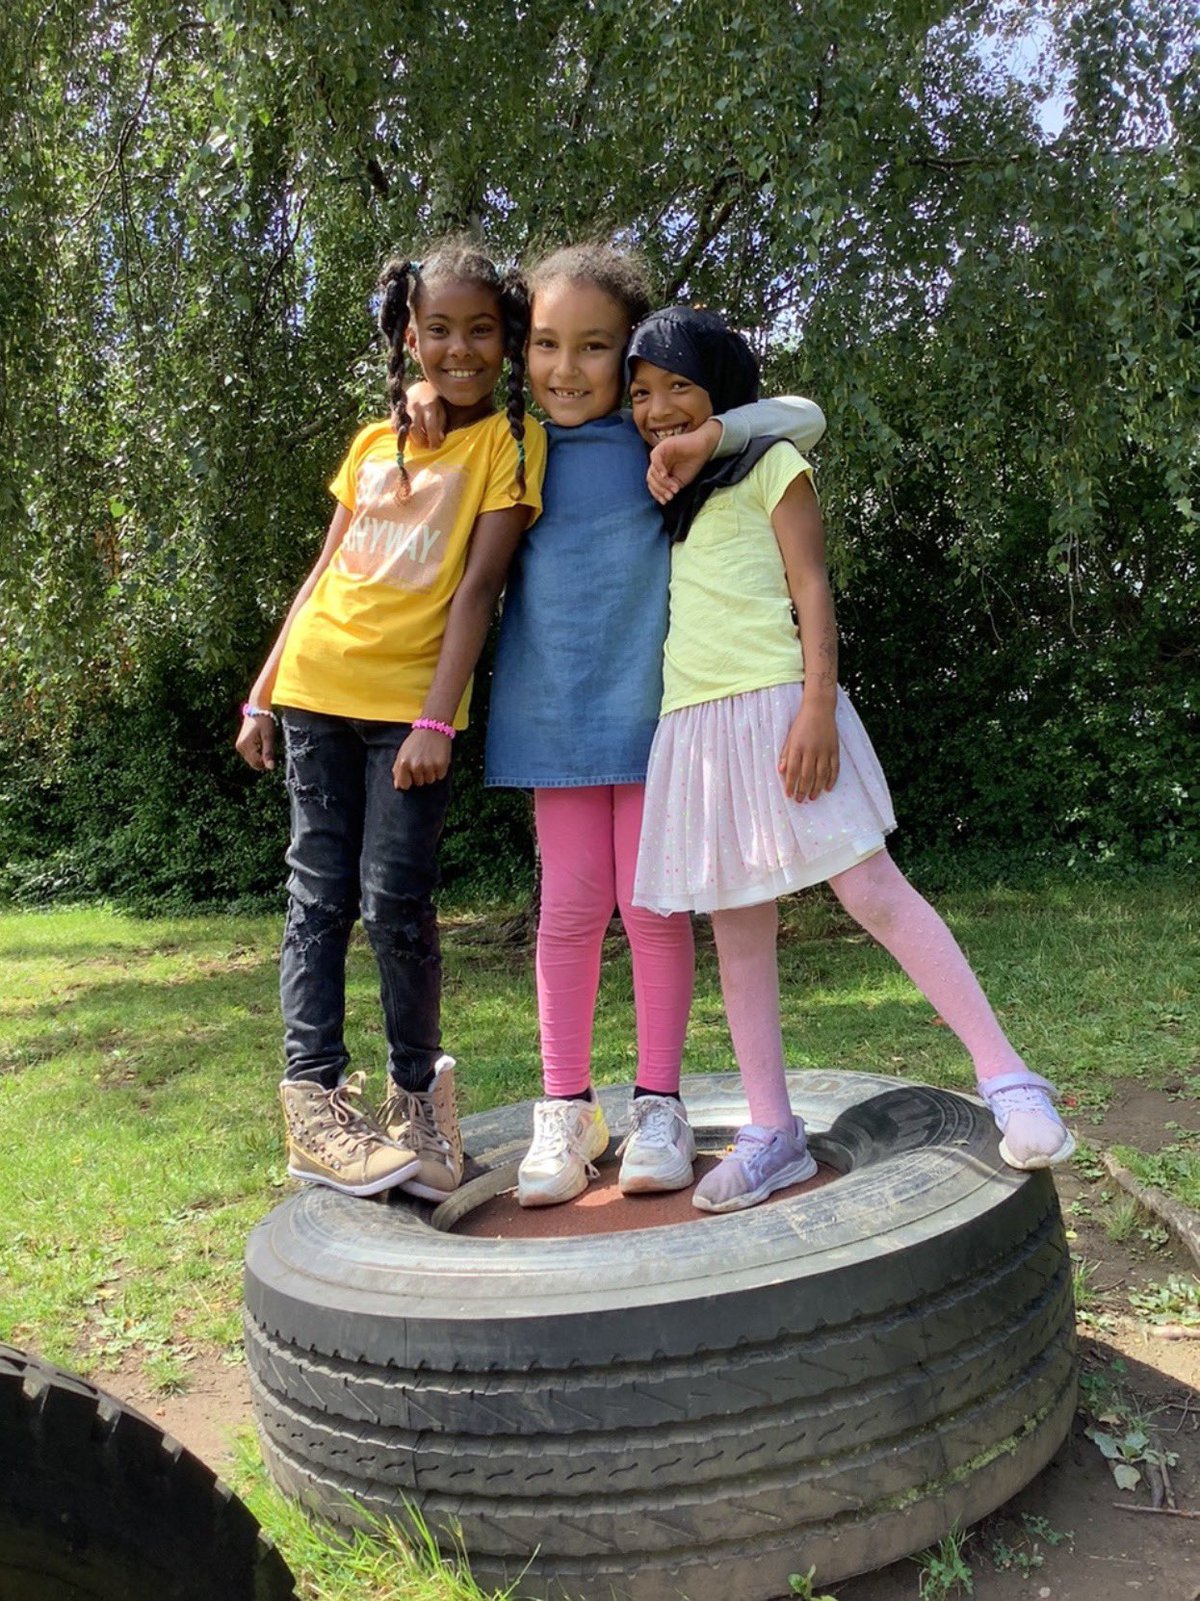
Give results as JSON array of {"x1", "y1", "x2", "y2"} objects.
[
  {"x1": 393, "y1": 1068, "x2": 436, "y2": 1095},
  {"x1": 633, "y1": 1086, "x2": 681, "y2": 1103},
  {"x1": 548, "y1": 1090, "x2": 593, "y2": 1102}
]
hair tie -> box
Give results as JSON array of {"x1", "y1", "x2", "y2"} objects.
[{"x1": 410, "y1": 260, "x2": 422, "y2": 275}]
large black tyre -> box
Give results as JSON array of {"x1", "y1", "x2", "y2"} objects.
[
  {"x1": 0, "y1": 1344, "x2": 297, "y2": 1601},
  {"x1": 244, "y1": 1070, "x2": 1076, "y2": 1601}
]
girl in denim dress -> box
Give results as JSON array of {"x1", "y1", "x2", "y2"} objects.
[{"x1": 449, "y1": 245, "x2": 825, "y2": 1207}]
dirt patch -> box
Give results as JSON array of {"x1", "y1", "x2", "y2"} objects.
[
  {"x1": 1089, "y1": 1084, "x2": 1195, "y2": 1156},
  {"x1": 105, "y1": 1162, "x2": 1200, "y2": 1601},
  {"x1": 98, "y1": 1350, "x2": 254, "y2": 1476},
  {"x1": 838, "y1": 1158, "x2": 1200, "y2": 1601},
  {"x1": 840, "y1": 1392, "x2": 1200, "y2": 1601}
]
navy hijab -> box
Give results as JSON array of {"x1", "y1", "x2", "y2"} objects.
[{"x1": 626, "y1": 307, "x2": 784, "y2": 542}]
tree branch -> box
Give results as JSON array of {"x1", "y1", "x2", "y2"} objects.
[
  {"x1": 908, "y1": 136, "x2": 1168, "y2": 176},
  {"x1": 567, "y1": 42, "x2": 610, "y2": 139},
  {"x1": 286, "y1": 347, "x2": 375, "y2": 450},
  {"x1": 664, "y1": 172, "x2": 742, "y2": 300},
  {"x1": 811, "y1": 39, "x2": 837, "y2": 130},
  {"x1": 365, "y1": 156, "x2": 390, "y2": 198},
  {"x1": 74, "y1": 21, "x2": 209, "y2": 229},
  {"x1": 252, "y1": 191, "x2": 308, "y2": 326}
]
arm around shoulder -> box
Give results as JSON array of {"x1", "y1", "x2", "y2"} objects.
[
  {"x1": 647, "y1": 397, "x2": 827, "y2": 506},
  {"x1": 715, "y1": 395, "x2": 826, "y2": 458}
]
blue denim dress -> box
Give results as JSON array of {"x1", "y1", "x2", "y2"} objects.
[{"x1": 484, "y1": 414, "x2": 668, "y2": 788}]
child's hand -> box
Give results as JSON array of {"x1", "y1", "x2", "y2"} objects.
[
  {"x1": 393, "y1": 728, "x2": 451, "y2": 790},
  {"x1": 235, "y1": 712, "x2": 276, "y2": 772},
  {"x1": 778, "y1": 706, "x2": 839, "y2": 802},
  {"x1": 647, "y1": 418, "x2": 723, "y2": 504},
  {"x1": 407, "y1": 382, "x2": 447, "y2": 449}
]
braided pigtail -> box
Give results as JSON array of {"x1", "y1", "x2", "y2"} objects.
[
  {"x1": 378, "y1": 257, "x2": 417, "y2": 499},
  {"x1": 500, "y1": 268, "x2": 531, "y2": 499}
]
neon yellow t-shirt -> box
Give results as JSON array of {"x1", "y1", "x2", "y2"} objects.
[
  {"x1": 274, "y1": 410, "x2": 546, "y2": 726},
  {"x1": 661, "y1": 442, "x2": 812, "y2": 714}
]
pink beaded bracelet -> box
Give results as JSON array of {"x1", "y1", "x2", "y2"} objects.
[{"x1": 412, "y1": 717, "x2": 456, "y2": 740}]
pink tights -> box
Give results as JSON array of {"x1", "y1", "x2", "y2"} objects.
[
  {"x1": 711, "y1": 848, "x2": 1026, "y2": 1130},
  {"x1": 535, "y1": 785, "x2": 694, "y2": 1097}
]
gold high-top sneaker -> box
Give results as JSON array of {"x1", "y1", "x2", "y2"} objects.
[
  {"x1": 279, "y1": 1071, "x2": 420, "y2": 1196},
  {"x1": 379, "y1": 1055, "x2": 464, "y2": 1201}
]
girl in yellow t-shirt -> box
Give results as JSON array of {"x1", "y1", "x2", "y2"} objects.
[
  {"x1": 627, "y1": 306, "x2": 1074, "y2": 1213},
  {"x1": 235, "y1": 239, "x2": 547, "y2": 1202}
]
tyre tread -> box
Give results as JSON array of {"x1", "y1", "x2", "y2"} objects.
[{"x1": 0, "y1": 1344, "x2": 296, "y2": 1601}]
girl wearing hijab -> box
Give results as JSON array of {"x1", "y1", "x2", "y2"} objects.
[{"x1": 627, "y1": 307, "x2": 1075, "y2": 1213}]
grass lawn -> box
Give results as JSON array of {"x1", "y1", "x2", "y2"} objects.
[
  {"x1": 1, "y1": 879, "x2": 1197, "y2": 1599},
  {"x1": 1, "y1": 877, "x2": 1196, "y2": 1377}
]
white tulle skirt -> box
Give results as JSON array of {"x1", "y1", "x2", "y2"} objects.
[{"x1": 632, "y1": 682, "x2": 897, "y2": 915}]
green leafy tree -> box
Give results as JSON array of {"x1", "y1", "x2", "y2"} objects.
[{"x1": 0, "y1": 0, "x2": 1195, "y2": 902}]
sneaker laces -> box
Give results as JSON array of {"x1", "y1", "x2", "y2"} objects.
[
  {"x1": 723, "y1": 1125, "x2": 790, "y2": 1182},
  {"x1": 384, "y1": 1086, "x2": 452, "y2": 1156},
  {"x1": 695, "y1": 1128, "x2": 772, "y2": 1205},
  {"x1": 322, "y1": 1073, "x2": 384, "y2": 1154},
  {"x1": 529, "y1": 1100, "x2": 599, "y2": 1174},
  {"x1": 987, "y1": 1081, "x2": 1059, "y2": 1124},
  {"x1": 730, "y1": 1126, "x2": 772, "y2": 1160},
  {"x1": 617, "y1": 1096, "x2": 680, "y2": 1156}
]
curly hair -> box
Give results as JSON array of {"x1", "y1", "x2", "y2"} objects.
[
  {"x1": 524, "y1": 241, "x2": 654, "y2": 334},
  {"x1": 377, "y1": 238, "x2": 531, "y2": 499}
]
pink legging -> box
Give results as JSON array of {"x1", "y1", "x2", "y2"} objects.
[
  {"x1": 711, "y1": 848, "x2": 1026, "y2": 1130},
  {"x1": 535, "y1": 785, "x2": 694, "y2": 1097}
]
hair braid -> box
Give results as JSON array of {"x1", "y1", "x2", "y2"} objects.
[
  {"x1": 377, "y1": 238, "x2": 530, "y2": 503},
  {"x1": 500, "y1": 269, "x2": 531, "y2": 498},
  {"x1": 378, "y1": 257, "x2": 416, "y2": 498}
]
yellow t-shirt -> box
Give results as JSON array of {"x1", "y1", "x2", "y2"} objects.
[
  {"x1": 661, "y1": 442, "x2": 812, "y2": 715},
  {"x1": 273, "y1": 410, "x2": 546, "y2": 725}
]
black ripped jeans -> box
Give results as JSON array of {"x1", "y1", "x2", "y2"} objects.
[{"x1": 279, "y1": 708, "x2": 452, "y2": 1091}]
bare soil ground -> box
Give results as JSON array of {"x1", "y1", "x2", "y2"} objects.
[
  {"x1": 102, "y1": 1083, "x2": 1200, "y2": 1601},
  {"x1": 842, "y1": 1134, "x2": 1200, "y2": 1601}
]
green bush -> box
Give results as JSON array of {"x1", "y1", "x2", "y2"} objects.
[
  {"x1": 1, "y1": 457, "x2": 1194, "y2": 912},
  {"x1": 0, "y1": 643, "x2": 536, "y2": 912},
  {"x1": 836, "y1": 455, "x2": 1197, "y2": 882}
]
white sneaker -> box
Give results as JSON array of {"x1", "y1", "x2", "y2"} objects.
[
  {"x1": 981, "y1": 1071, "x2": 1076, "y2": 1171},
  {"x1": 517, "y1": 1093, "x2": 610, "y2": 1208},
  {"x1": 617, "y1": 1094, "x2": 696, "y2": 1194}
]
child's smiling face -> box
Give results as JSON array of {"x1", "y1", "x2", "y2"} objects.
[
  {"x1": 405, "y1": 279, "x2": 505, "y2": 427},
  {"x1": 527, "y1": 280, "x2": 629, "y2": 427},
  {"x1": 628, "y1": 359, "x2": 715, "y2": 446}
]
